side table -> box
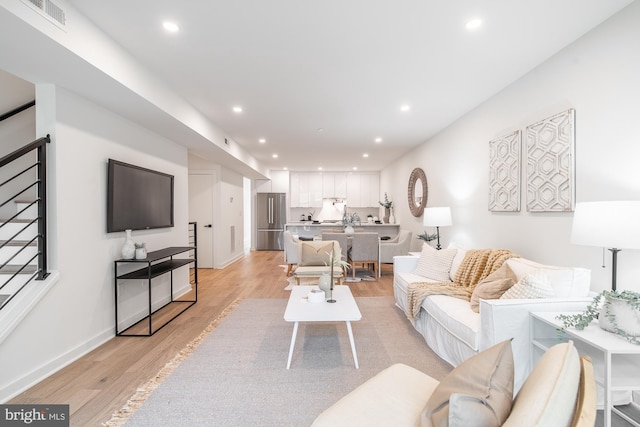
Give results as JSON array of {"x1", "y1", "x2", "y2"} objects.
[{"x1": 530, "y1": 311, "x2": 640, "y2": 427}]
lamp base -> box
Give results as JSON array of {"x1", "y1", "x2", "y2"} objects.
[{"x1": 609, "y1": 248, "x2": 621, "y2": 291}]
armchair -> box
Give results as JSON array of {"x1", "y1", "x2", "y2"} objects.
[
  {"x1": 283, "y1": 230, "x2": 298, "y2": 275},
  {"x1": 378, "y1": 230, "x2": 412, "y2": 277}
]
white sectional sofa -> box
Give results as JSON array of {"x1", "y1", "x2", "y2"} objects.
[{"x1": 393, "y1": 249, "x2": 594, "y2": 392}]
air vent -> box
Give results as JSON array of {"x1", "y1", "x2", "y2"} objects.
[{"x1": 24, "y1": 0, "x2": 66, "y2": 26}]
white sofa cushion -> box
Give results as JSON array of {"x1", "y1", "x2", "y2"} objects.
[
  {"x1": 423, "y1": 295, "x2": 480, "y2": 352},
  {"x1": 396, "y1": 272, "x2": 479, "y2": 351},
  {"x1": 505, "y1": 258, "x2": 590, "y2": 297}
]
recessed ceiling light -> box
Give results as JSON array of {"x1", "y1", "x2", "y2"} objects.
[
  {"x1": 353, "y1": 167, "x2": 358, "y2": 171},
  {"x1": 162, "y1": 21, "x2": 180, "y2": 33},
  {"x1": 363, "y1": 153, "x2": 369, "y2": 158},
  {"x1": 258, "y1": 138, "x2": 266, "y2": 143},
  {"x1": 283, "y1": 167, "x2": 288, "y2": 171},
  {"x1": 374, "y1": 137, "x2": 382, "y2": 143},
  {"x1": 400, "y1": 104, "x2": 411, "y2": 112},
  {"x1": 272, "y1": 154, "x2": 278, "y2": 158},
  {"x1": 465, "y1": 19, "x2": 482, "y2": 31},
  {"x1": 318, "y1": 167, "x2": 323, "y2": 171},
  {"x1": 233, "y1": 106, "x2": 243, "y2": 113}
]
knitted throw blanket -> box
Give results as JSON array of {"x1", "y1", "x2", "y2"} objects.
[{"x1": 405, "y1": 249, "x2": 518, "y2": 320}]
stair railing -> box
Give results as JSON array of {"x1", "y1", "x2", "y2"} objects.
[{"x1": 0, "y1": 135, "x2": 50, "y2": 310}]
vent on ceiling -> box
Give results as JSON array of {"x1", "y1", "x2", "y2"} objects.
[{"x1": 25, "y1": 0, "x2": 66, "y2": 26}]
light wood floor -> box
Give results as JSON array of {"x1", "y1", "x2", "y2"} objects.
[{"x1": 9, "y1": 251, "x2": 395, "y2": 426}]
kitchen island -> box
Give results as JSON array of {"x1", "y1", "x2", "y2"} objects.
[{"x1": 285, "y1": 222, "x2": 400, "y2": 240}]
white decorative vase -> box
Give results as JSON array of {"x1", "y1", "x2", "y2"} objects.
[
  {"x1": 135, "y1": 247, "x2": 147, "y2": 260},
  {"x1": 318, "y1": 273, "x2": 332, "y2": 300},
  {"x1": 599, "y1": 295, "x2": 640, "y2": 337},
  {"x1": 344, "y1": 225, "x2": 355, "y2": 235},
  {"x1": 121, "y1": 229, "x2": 135, "y2": 260}
]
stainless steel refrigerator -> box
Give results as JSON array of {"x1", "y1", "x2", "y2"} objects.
[{"x1": 256, "y1": 193, "x2": 286, "y2": 250}]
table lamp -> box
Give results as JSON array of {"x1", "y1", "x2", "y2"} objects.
[
  {"x1": 571, "y1": 201, "x2": 640, "y2": 291},
  {"x1": 423, "y1": 207, "x2": 452, "y2": 250}
]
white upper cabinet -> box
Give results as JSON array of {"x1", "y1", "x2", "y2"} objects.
[
  {"x1": 256, "y1": 170, "x2": 289, "y2": 193},
  {"x1": 322, "y1": 173, "x2": 348, "y2": 198},
  {"x1": 291, "y1": 172, "x2": 378, "y2": 207}
]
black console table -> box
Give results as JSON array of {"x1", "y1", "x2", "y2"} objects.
[{"x1": 114, "y1": 246, "x2": 197, "y2": 336}]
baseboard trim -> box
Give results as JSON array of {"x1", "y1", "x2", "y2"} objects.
[{"x1": 0, "y1": 324, "x2": 113, "y2": 403}]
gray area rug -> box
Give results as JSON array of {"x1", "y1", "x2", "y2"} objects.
[{"x1": 122, "y1": 297, "x2": 452, "y2": 426}]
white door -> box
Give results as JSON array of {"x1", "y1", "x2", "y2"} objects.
[{"x1": 188, "y1": 173, "x2": 215, "y2": 268}]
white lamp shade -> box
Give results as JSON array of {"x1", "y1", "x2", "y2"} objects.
[
  {"x1": 571, "y1": 201, "x2": 640, "y2": 249},
  {"x1": 423, "y1": 207, "x2": 452, "y2": 227}
]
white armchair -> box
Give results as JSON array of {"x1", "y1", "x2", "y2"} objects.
[
  {"x1": 283, "y1": 230, "x2": 299, "y2": 275},
  {"x1": 379, "y1": 230, "x2": 412, "y2": 277}
]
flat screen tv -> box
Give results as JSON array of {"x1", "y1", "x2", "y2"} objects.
[{"x1": 107, "y1": 159, "x2": 174, "y2": 232}]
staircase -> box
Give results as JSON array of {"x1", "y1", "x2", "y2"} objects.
[
  {"x1": 0, "y1": 135, "x2": 50, "y2": 312},
  {"x1": 0, "y1": 201, "x2": 39, "y2": 307}
]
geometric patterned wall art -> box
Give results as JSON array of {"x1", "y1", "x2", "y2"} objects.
[
  {"x1": 489, "y1": 130, "x2": 521, "y2": 212},
  {"x1": 525, "y1": 109, "x2": 575, "y2": 212}
]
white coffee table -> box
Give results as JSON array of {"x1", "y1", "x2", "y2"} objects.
[{"x1": 284, "y1": 285, "x2": 362, "y2": 369}]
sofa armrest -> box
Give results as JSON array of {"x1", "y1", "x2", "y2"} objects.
[
  {"x1": 311, "y1": 364, "x2": 439, "y2": 427},
  {"x1": 393, "y1": 255, "x2": 419, "y2": 274},
  {"x1": 479, "y1": 297, "x2": 592, "y2": 392}
]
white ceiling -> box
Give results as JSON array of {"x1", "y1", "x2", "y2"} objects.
[{"x1": 64, "y1": 0, "x2": 632, "y2": 173}]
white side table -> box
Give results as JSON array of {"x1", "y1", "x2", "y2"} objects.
[{"x1": 530, "y1": 312, "x2": 640, "y2": 427}]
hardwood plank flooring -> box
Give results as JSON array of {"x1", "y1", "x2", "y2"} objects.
[{"x1": 8, "y1": 251, "x2": 395, "y2": 426}]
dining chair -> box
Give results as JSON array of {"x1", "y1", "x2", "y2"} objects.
[
  {"x1": 348, "y1": 232, "x2": 379, "y2": 279},
  {"x1": 322, "y1": 232, "x2": 349, "y2": 276}
]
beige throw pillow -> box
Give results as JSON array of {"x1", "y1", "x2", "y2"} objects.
[
  {"x1": 297, "y1": 242, "x2": 333, "y2": 266},
  {"x1": 500, "y1": 270, "x2": 555, "y2": 300},
  {"x1": 469, "y1": 263, "x2": 517, "y2": 313},
  {"x1": 503, "y1": 342, "x2": 580, "y2": 426},
  {"x1": 421, "y1": 340, "x2": 514, "y2": 427},
  {"x1": 413, "y1": 244, "x2": 457, "y2": 282}
]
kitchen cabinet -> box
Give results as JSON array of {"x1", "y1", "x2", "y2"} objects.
[
  {"x1": 322, "y1": 173, "x2": 348, "y2": 198},
  {"x1": 290, "y1": 172, "x2": 378, "y2": 207},
  {"x1": 256, "y1": 170, "x2": 289, "y2": 193}
]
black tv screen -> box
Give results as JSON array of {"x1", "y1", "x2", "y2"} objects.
[{"x1": 107, "y1": 159, "x2": 174, "y2": 232}]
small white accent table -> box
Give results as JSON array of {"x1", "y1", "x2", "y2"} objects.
[
  {"x1": 530, "y1": 311, "x2": 640, "y2": 427},
  {"x1": 284, "y1": 285, "x2": 362, "y2": 369}
]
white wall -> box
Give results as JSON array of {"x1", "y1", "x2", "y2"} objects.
[
  {"x1": 381, "y1": 2, "x2": 640, "y2": 294},
  {"x1": 0, "y1": 86, "x2": 190, "y2": 401},
  {"x1": 188, "y1": 154, "x2": 245, "y2": 268}
]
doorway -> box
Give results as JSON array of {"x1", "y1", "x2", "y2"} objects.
[{"x1": 188, "y1": 172, "x2": 216, "y2": 268}]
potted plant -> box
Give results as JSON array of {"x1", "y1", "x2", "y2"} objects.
[
  {"x1": 134, "y1": 242, "x2": 147, "y2": 260},
  {"x1": 417, "y1": 232, "x2": 438, "y2": 244},
  {"x1": 557, "y1": 290, "x2": 640, "y2": 344},
  {"x1": 379, "y1": 193, "x2": 393, "y2": 223}
]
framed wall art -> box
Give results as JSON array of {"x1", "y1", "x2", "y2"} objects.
[
  {"x1": 525, "y1": 109, "x2": 575, "y2": 212},
  {"x1": 489, "y1": 130, "x2": 521, "y2": 212}
]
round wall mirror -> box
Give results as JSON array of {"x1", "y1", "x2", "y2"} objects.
[{"x1": 408, "y1": 168, "x2": 428, "y2": 217}]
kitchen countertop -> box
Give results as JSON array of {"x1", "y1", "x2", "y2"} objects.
[{"x1": 286, "y1": 222, "x2": 399, "y2": 226}]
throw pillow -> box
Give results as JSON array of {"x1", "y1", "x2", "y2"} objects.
[
  {"x1": 502, "y1": 342, "x2": 580, "y2": 427},
  {"x1": 447, "y1": 242, "x2": 467, "y2": 281},
  {"x1": 500, "y1": 270, "x2": 555, "y2": 299},
  {"x1": 421, "y1": 339, "x2": 514, "y2": 427},
  {"x1": 469, "y1": 263, "x2": 517, "y2": 313},
  {"x1": 297, "y1": 242, "x2": 333, "y2": 266},
  {"x1": 413, "y1": 244, "x2": 457, "y2": 282}
]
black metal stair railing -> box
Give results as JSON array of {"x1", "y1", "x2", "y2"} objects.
[{"x1": 0, "y1": 135, "x2": 50, "y2": 310}]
